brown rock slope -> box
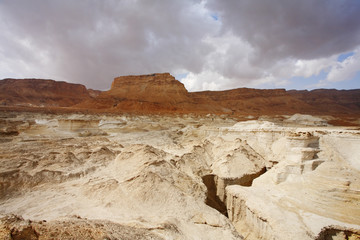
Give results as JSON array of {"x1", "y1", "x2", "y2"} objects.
[
  {"x1": 288, "y1": 89, "x2": 360, "y2": 115},
  {"x1": 110, "y1": 73, "x2": 189, "y2": 102},
  {"x1": 192, "y1": 87, "x2": 360, "y2": 116},
  {"x1": 1, "y1": 74, "x2": 360, "y2": 118},
  {"x1": 0, "y1": 78, "x2": 91, "y2": 107},
  {"x1": 76, "y1": 73, "x2": 227, "y2": 114},
  {"x1": 191, "y1": 88, "x2": 315, "y2": 116}
]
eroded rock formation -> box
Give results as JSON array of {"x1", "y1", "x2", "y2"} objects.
[
  {"x1": 109, "y1": 73, "x2": 190, "y2": 103},
  {"x1": 0, "y1": 112, "x2": 359, "y2": 239},
  {"x1": 1, "y1": 73, "x2": 360, "y2": 239},
  {"x1": 76, "y1": 73, "x2": 226, "y2": 114}
]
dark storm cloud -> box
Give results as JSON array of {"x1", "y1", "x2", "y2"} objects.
[
  {"x1": 206, "y1": 0, "x2": 360, "y2": 64},
  {"x1": 0, "y1": 0, "x2": 215, "y2": 90},
  {"x1": 0, "y1": 0, "x2": 359, "y2": 91}
]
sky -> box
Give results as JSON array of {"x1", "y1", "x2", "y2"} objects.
[{"x1": 0, "y1": 0, "x2": 360, "y2": 92}]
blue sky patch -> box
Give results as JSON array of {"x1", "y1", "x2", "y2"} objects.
[
  {"x1": 210, "y1": 13, "x2": 219, "y2": 21},
  {"x1": 175, "y1": 73, "x2": 188, "y2": 80},
  {"x1": 337, "y1": 52, "x2": 355, "y2": 62}
]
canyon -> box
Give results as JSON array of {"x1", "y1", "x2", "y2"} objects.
[{"x1": 0, "y1": 73, "x2": 360, "y2": 239}]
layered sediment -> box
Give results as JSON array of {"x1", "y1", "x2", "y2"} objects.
[
  {"x1": 1, "y1": 73, "x2": 360, "y2": 120},
  {"x1": 0, "y1": 112, "x2": 360, "y2": 239},
  {"x1": 0, "y1": 78, "x2": 91, "y2": 107}
]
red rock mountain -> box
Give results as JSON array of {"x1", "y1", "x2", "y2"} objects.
[
  {"x1": 109, "y1": 73, "x2": 190, "y2": 103},
  {"x1": 0, "y1": 78, "x2": 91, "y2": 107},
  {"x1": 191, "y1": 88, "x2": 315, "y2": 115},
  {"x1": 76, "y1": 73, "x2": 226, "y2": 114},
  {"x1": 1, "y1": 74, "x2": 360, "y2": 118},
  {"x1": 288, "y1": 89, "x2": 360, "y2": 115}
]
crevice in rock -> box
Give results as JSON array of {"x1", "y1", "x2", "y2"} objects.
[
  {"x1": 201, "y1": 168, "x2": 267, "y2": 217},
  {"x1": 315, "y1": 226, "x2": 360, "y2": 240},
  {"x1": 202, "y1": 174, "x2": 228, "y2": 217},
  {"x1": 237, "y1": 167, "x2": 267, "y2": 187},
  {"x1": 11, "y1": 226, "x2": 39, "y2": 240}
]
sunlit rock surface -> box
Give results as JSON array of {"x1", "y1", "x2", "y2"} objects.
[
  {"x1": 223, "y1": 120, "x2": 360, "y2": 240},
  {"x1": 0, "y1": 112, "x2": 359, "y2": 239}
]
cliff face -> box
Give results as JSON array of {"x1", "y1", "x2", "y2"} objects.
[
  {"x1": 1, "y1": 74, "x2": 360, "y2": 118},
  {"x1": 78, "y1": 73, "x2": 225, "y2": 114},
  {"x1": 0, "y1": 78, "x2": 91, "y2": 107},
  {"x1": 107, "y1": 73, "x2": 190, "y2": 103}
]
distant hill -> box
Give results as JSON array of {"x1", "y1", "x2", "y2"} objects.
[
  {"x1": 0, "y1": 78, "x2": 91, "y2": 107},
  {"x1": 1, "y1": 74, "x2": 360, "y2": 118}
]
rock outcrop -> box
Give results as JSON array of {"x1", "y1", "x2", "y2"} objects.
[
  {"x1": 0, "y1": 78, "x2": 92, "y2": 107},
  {"x1": 0, "y1": 215, "x2": 165, "y2": 240},
  {"x1": 0, "y1": 113, "x2": 244, "y2": 240},
  {"x1": 109, "y1": 73, "x2": 190, "y2": 103},
  {"x1": 221, "y1": 120, "x2": 360, "y2": 240},
  {"x1": 1, "y1": 112, "x2": 360, "y2": 239},
  {"x1": 1, "y1": 74, "x2": 360, "y2": 121},
  {"x1": 73, "y1": 73, "x2": 360, "y2": 118},
  {"x1": 76, "y1": 73, "x2": 226, "y2": 114}
]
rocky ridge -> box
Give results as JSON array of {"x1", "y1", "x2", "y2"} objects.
[
  {"x1": 1, "y1": 73, "x2": 360, "y2": 120},
  {"x1": 0, "y1": 78, "x2": 91, "y2": 107}
]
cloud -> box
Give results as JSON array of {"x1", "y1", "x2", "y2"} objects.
[
  {"x1": 0, "y1": 0, "x2": 216, "y2": 90},
  {"x1": 294, "y1": 58, "x2": 335, "y2": 78},
  {"x1": 206, "y1": 0, "x2": 360, "y2": 61},
  {"x1": 327, "y1": 49, "x2": 360, "y2": 83},
  {"x1": 181, "y1": 71, "x2": 230, "y2": 91},
  {"x1": 183, "y1": 0, "x2": 360, "y2": 90},
  {"x1": 0, "y1": 0, "x2": 359, "y2": 91}
]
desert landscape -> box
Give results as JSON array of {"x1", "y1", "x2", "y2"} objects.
[
  {"x1": 0, "y1": 73, "x2": 360, "y2": 239},
  {"x1": 2, "y1": 0, "x2": 360, "y2": 239}
]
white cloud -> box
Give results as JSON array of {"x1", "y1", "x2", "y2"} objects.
[
  {"x1": 326, "y1": 50, "x2": 360, "y2": 82},
  {"x1": 294, "y1": 58, "x2": 335, "y2": 78},
  {"x1": 181, "y1": 71, "x2": 231, "y2": 91}
]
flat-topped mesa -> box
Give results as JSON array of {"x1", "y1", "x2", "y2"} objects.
[
  {"x1": 0, "y1": 78, "x2": 91, "y2": 107},
  {"x1": 111, "y1": 73, "x2": 178, "y2": 89},
  {"x1": 1, "y1": 78, "x2": 89, "y2": 97},
  {"x1": 106, "y1": 73, "x2": 190, "y2": 103}
]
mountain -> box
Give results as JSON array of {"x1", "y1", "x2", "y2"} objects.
[
  {"x1": 75, "y1": 73, "x2": 227, "y2": 114},
  {"x1": 288, "y1": 89, "x2": 360, "y2": 115},
  {"x1": 1, "y1": 74, "x2": 360, "y2": 118},
  {"x1": 109, "y1": 73, "x2": 190, "y2": 103},
  {"x1": 0, "y1": 78, "x2": 91, "y2": 107},
  {"x1": 191, "y1": 88, "x2": 315, "y2": 116}
]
